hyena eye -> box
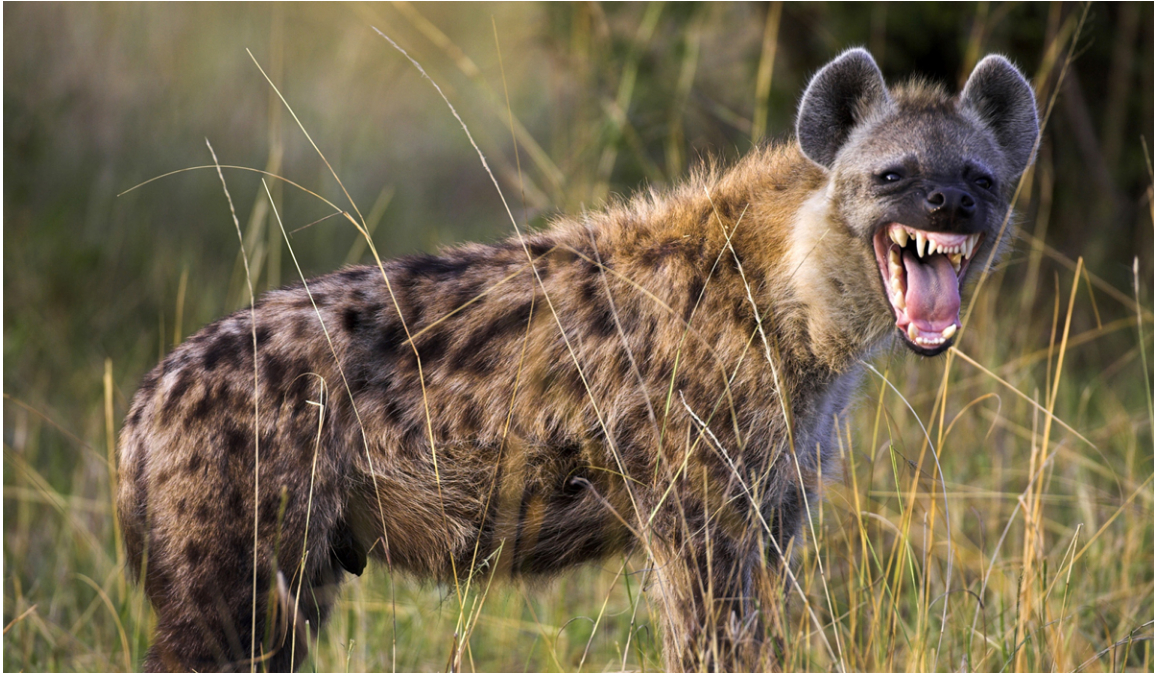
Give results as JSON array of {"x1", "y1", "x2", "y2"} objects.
[
  {"x1": 974, "y1": 175, "x2": 994, "y2": 190},
  {"x1": 879, "y1": 171, "x2": 903, "y2": 183}
]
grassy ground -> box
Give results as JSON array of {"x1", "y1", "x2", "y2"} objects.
[{"x1": 5, "y1": 3, "x2": 1154, "y2": 672}]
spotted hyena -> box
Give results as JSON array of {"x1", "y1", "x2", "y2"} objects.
[{"x1": 117, "y1": 49, "x2": 1038, "y2": 671}]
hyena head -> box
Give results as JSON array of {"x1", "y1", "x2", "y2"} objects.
[{"x1": 797, "y1": 48, "x2": 1038, "y2": 355}]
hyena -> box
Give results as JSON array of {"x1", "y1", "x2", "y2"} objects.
[{"x1": 118, "y1": 49, "x2": 1038, "y2": 671}]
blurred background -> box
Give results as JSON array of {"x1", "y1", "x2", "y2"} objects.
[{"x1": 5, "y1": 3, "x2": 1153, "y2": 671}]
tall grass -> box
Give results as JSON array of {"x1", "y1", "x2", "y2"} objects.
[{"x1": 5, "y1": 3, "x2": 1153, "y2": 672}]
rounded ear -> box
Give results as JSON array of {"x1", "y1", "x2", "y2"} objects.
[
  {"x1": 960, "y1": 55, "x2": 1039, "y2": 177},
  {"x1": 796, "y1": 48, "x2": 890, "y2": 169}
]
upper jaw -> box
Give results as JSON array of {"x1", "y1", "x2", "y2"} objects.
[{"x1": 872, "y1": 222, "x2": 984, "y2": 355}]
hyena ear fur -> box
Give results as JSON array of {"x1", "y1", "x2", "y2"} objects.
[
  {"x1": 796, "y1": 48, "x2": 891, "y2": 169},
  {"x1": 960, "y1": 55, "x2": 1040, "y2": 177}
]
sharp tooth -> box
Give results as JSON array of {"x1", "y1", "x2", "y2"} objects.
[
  {"x1": 893, "y1": 227, "x2": 909, "y2": 247},
  {"x1": 916, "y1": 232, "x2": 926, "y2": 258},
  {"x1": 894, "y1": 289, "x2": 906, "y2": 310},
  {"x1": 927, "y1": 239, "x2": 938, "y2": 256},
  {"x1": 942, "y1": 324, "x2": 957, "y2": 339},
  {"x1": 908, "y1": 324, "x2": 920, "y2": 341},
  {"x1": 949, "y1": 252, "x2": 963, "y2": 273},
  {"x1": 966, "y1": 234, "x2": 978, "y2": 258}
]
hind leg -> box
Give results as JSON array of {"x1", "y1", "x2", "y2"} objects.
[{"x1": 142, "y1": 526, "x2": 352, "y2": 673}]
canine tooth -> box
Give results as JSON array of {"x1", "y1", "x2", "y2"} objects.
[
  {"x1": 892, "y1": 227, "x2": 909, "y2": 247},
  {"x1": 908, "y1": 324, "x2": 920, "y2": 340},
  {"x1": 949, "y1": 252, "x2": 963, "y2": 273},
  {"x1": 916, "y1": 232, "x2": 926, "y2": 258},
  {"x1": 942, "y1": 324, "x2": 957, "y2": 339},
  {"x1": 966, "y1": 234, "x2": 978, "y2": 258}
]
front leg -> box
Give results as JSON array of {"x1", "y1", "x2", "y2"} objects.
[
  {"x1": 649, "y1": 523, "x2": 778, "y2": 671},
  {"x1": 648, "y1": 479, "x2": 808, "y2": 671}
]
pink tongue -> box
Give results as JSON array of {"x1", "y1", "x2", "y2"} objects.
[{"x1": 902, "y1": 250, "x2": 960, "y2": 329}]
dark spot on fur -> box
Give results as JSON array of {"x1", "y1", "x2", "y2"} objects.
[
  {"x1": 254, "y1": 325, "x2": 272, "y2": 347},
  {"x1": 460, "y1": 402, "x2": 483, "y2": 435},
  {"x1": 185, "y1": 541, "x2": 205, "y2": 566},
  {"x1": 714, "y1": 197, "x2": 739, "y2": 221},
  {"x1": 566, "y1": 365, "x2": 586, "y2": 399},
  {"x1": 556, "y1": 440, "x2": 582, "y2": 458},
  {"x1": 375, "y1": 321, "x2": 405, "y2": 358},
  {"x1": 655, "y1": 361, "x2": 673, "y2": 386},
  {"x1": 262, "y1": 354, "x2": 288, "y2": 393},
  {"x1": 380, "y1": 396, "x2": 407, "y2": 426},
  {"x1": 259, "y1": 491, "x2": 283, "y2": 525},
  {"x1": 685, "y1": 277, "x2": 705, "y2": 323},
  {"x1": 189, "y1": 391, "x2": 213, "y2": 422},
  {"x1": 221, "y1": 426, "x2": 247, "y2": 458},
  {"x1": 157, "y1": 467, "x2": 174, "y2": 486},
  {"x1": 528, "y1": 238, "x2": 554, "y2": 257},
  {"x1": 202, "y1": 332, "x2": 247, "y2": 372},
  {"x1": 588, "y1": 301, "x2": 615, "y2": 338},
  {"x1": 187, "y1": 454, "x2": 203, "y2": 474},
  {"x1": 337, "y1": 267, "x2": 372, "y2": 282},
  {"x1": 400, "y1": 254, "x2": 471, "y2": 279},
  {"x1": 414, "y1": 330, "x2": 447, "y2": 365},
  {"x1": 176, "y1": 498, "x2": 188, "y2": 515},
  {"x1": 580, "y1": 278, "x2": 598, "y2": 303},
  {"x1": 453, "y1": 301, "x2": 534, "y2": 372},
  {"x1": 451, "y1": 280, "x2": 486, "y2": 314},
  {"x1": 343, "y1": 308, "x2": 362, "y2": 334},
  {"x1": 195, "y1": 504, "x2": 212, "y2": 522}
]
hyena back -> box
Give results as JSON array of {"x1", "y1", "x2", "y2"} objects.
[{"x1": 118, "y1": 49, "x2": 1038, "y2": 671}]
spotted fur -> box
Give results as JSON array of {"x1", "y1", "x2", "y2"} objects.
[{"x1": 118, "y1": 49, "x2": 1036, "y2": 671}]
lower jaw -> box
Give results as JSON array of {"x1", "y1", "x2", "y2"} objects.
[{"x1": 894, "y1": 314, "x2": 958, "y2": 348}]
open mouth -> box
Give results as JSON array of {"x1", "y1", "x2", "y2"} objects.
[{"x1": 872, "y1": 223, "x2": 983, "y2": 352}]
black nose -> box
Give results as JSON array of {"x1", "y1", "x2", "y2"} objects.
[{"x1": 925, "y1": 187, "x2": 976, "y2": 220}]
